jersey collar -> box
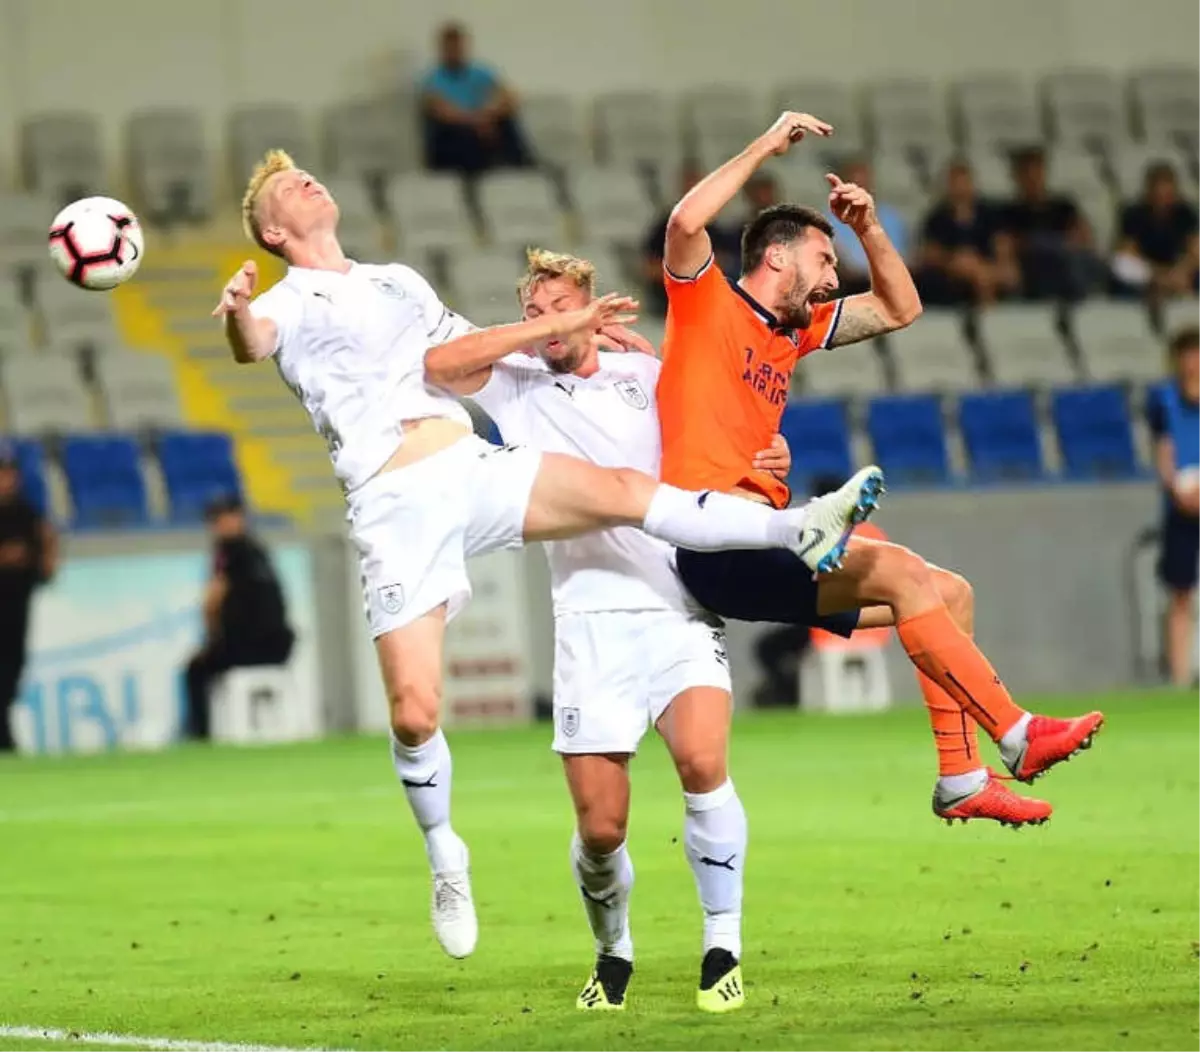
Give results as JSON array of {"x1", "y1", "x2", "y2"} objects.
[{"x1": 729, "y1": 278, "x2": 793, "y2": 336}]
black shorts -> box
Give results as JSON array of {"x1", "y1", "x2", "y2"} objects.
[
  {"x1": 1158, "y1": 509, "x2": 1199, "y2": 592},
  {"x1": 676, "y1": 548, "x2": 862, "y2": 637}
]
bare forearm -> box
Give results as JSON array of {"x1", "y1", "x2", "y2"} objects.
[
  {"x1": 860, "y1": 224, "x2": 921, "y2": 323},
  {"x1": 425, "y1": 316, "x2": 558, "y2": 392},
  {"x1": 224, "y1": 310, "x2": 275, "y2": 364},
  {"x1": 669, "y1": 139, "x2": 773, "y2": 236}
]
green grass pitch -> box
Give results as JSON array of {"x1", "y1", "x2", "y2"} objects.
[{"x1": 0, "y1": 690, "x2": 1196, "y2": 1051}]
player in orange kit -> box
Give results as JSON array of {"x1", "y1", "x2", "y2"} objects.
[{"x1": 658, "y1": 111, "x2": 1103, "y2": 829}]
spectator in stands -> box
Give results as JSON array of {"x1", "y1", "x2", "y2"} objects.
[
  {"x1": 1147, "y1": 326, "x2": 1199, "y2": 687},
  {"x1": 999, "y1": 146, "x2": 1105, "y2": 302},
  {"x1": 641, "y1": 162, "x2": 740, "y2": 314},
  {"x1": 915, "y1": 159, "x2": 1019, "y2": 306},
  {"x1": 0, "y1": 445, "x2": 57, "y2": 754},
  {"x1": 184, "y1": 496, "x2": 294, "y2": 741},
  {"x1": 420, "y1": 23, "x2": 532, "y2": 175},
  {"x1": 829, "y1": 158, "x2": 912, "y2": 295},
  {"x1": 1112, "y1": 162, "x2": 1199, "y2": 304}
]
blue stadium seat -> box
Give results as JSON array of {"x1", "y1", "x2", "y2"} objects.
[
  {"x1": 1051, "y1": 385, "x2": 1139, "y2": 479},
  {"x1": 11, "y1": 438, "x2": 49, "y2": 516},
  {"x1": 866, "y1": 394, "x2": 951, "y2": 485},
  {"x1": 779, "y1": 400, "x2": 854, "y2": 493},
  {"x1": 959, "y1": 390, "x2": 1045, "y2": 482},
  {"x1": 62, "y1": 435, "x2": 149, "y2": 528},
  {"x1": 158, "y1": 431, "x2": 243, "y2": 523}
]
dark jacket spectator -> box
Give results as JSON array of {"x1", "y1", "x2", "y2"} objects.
[
  {"x1": 0, "y1": 446, "x2": 57, "y2": 753},
  {"x1": 420, "y1": 23, "x2": 532, "y2": 175},
  {"x1": 915, "y1": 159, "x2": 1020, "y2": 306},
  {"x1": 1112, "y1": 163, "x2": 1199, "y2": 303}
]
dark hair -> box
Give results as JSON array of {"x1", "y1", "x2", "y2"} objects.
[
  {"x1": 1145, "y1": 161, "x2": 1177, "y2": 187},
  {"x1": 205, "y1": 494, "x2": 245, "y2": 521},
  {"x1": 741, "y1": 204, "x2": 833, "y2": 275},
  {"x1": 1010, "y1": 145, "x2": 1046, "y2": 170},
  {"x1": 1169, "y1": 325, "x2": 1200, "y2": 358}
]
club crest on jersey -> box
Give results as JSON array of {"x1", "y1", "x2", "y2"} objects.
[
  {"x1": 614, "y1": 378, "x2": 648, "y2": 410},
  {"x1": 378, "y1": 582, "x2": 405, "y2": 615},
  {"x1": 370, "y1": 276, "x2": 408, "y2": 300},
  {"x1": 560, "y1": 706, "x2": 581, "y2": 737}
]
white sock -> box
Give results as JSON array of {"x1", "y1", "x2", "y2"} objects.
[
  {"x1": 390, "y1": 729, "x2": 465, "y2": 874},
  {"x1": 998, "y1": 712, "x2": 1033, "y2": 766},
  {"x1": 571, "y1": 832, "x2": 635, "y2": 962},
  {"x1": 937, "y1": 768, "x2": 989, "y2": 796},
  {"x1": 683, "y1": 780, "x2": 746, "y2": 959},
  {"x1": 642, "y1": 484, "x2": 802, "y2": 551}
]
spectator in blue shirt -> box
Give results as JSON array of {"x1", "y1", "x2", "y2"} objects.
[
  {"x1": 828, "y1": 158, "x2": 912, "y2": 295},
  {"x1": 1146, "y1": 325, "x2": 1200, "y2": 687},
  {"x1": 421, "y1": 23, "x2": 532, "y2": 175}
]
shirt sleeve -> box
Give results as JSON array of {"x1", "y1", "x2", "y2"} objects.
[
  {"x1": 663, "y1": 253, "x2": 727, "y2": 321},
  {"x1": 797, "y1": 299, "x2": 846, "y2": 356},
  {"x1": 390, "y1": 264, "x2": 474, "y2": 343},
  {"x1": 469, "y1": 354, "x2": 533, "y2": 418},
  {"x1": 249, "y1": 283, "x2": 303, "y2": 355}
]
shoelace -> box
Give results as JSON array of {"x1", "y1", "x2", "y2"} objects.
[{"x1": 434, "y1": 877, "x2": 469, "y2": 913}]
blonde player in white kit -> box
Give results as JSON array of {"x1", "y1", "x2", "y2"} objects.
[
  {"x1": 427, "y1": 250, "x2": 782, "y2": 1013},
  {"x1": 215, "y1": 151, "x2": 878, "y2": 963}
]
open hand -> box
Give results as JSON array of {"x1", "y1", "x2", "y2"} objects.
[
  {"x1": 752, "y1": 433, "x2": 792, "y2": 480},
  {"x1": 552, "y1": 292, "x2": 639, "y2": 341}
]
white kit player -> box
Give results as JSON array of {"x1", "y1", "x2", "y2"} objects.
[
  {"x1": 426, "y1": 250, "x2": 787, "y2": 1013},
  {"x1": 214, "y1": 151, "x2": 879, "y2": 962}
]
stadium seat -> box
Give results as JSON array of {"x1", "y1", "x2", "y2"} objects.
[
  {"x1": 955, "y1": 74, "x2": 1042, "y2": 151},
  {"x1": 20, "y1": 113, "x2": 107, "y2": 207},
  {"x1": 964, "y1": 148, "x2": 1015, "y2": 198},
  {"x1": 520, "y1": 94, "x2": 589, "y2": 169},
  {"x1": 958, "y1": 389, "x2": 1044, "y2": 481},
  {"x1": 388, "y1": 173, "x2": 476, "y2": 255},
  {"x1": 1042, "y1": 70, "x2": 1125, "y2": 151},
  {"x1": 228, "y1": 104, "x2": 314, "y2": 182},
  {"x1": 0, "y1": 281, "x2": 31, "y2": 356},
  {"x1": 889, "y1": 311, "x2": 981, "y2": 392},
  {"x1": 569, "y1": 168, "x2": 656, "y2": 247},
  {"x1": 867, "y1": 394, "x2": 951, "y2": 485},
  {"x1": 62, "y1": 434, "x2": 149, "y2": 527},
  {"x1": 869, "y1": 152, "x2": 930, "y2": 215},
  {"x1": 1071, "y1": 302, "x2": 1160, "y2": 384},
  {"x1": 798, "y1": 340, "x2": 889, "y2": 398},
  {"x1": 96, "y1": 352, "x2": 183, "y2": 431},
  {"x1": 126, "y1": 108, "x2": 215, "y2": 224},
  {"x1": 322, "y1": 99, "x2": 416, "y2": 181},
  {"x1": 682, "y1": 86, "x2": 762, "y2": 167},
  {"x1": 1, "y1": 355, "x2": 92, "y2": 434},
  {"x1": 11, "y1": 438, "x2": 49, "y2": 516},
  {"x1": 158, "y1": 431, "x2": 243, "y2": 523},
  {"x1": 594, "y1": 91, "x2": 682, "y2": 175},
  {"x1": 1161, "y1": 297, "x2": 1199, "y2": 336},
  {"x1": 477, "y1": 171, "x2": 564, "y2": 249},
  {"x1": 321, "y1": 177, "x2": 385, "y2": 260},
  {"x1": 447, "y1": 249, "x2": 523, "y2": 326},
  {"x1": 864, "y1": 78, "x2": 951, "y2": 158},
  {"x1": 778, "y1": 400, "x2": 854, "y2": 492},
  {"x1": 1051, "y1": 384, "x2": 1139, "y2": 479},
  {"x1": 1130, "y1": 65, "x2": 1199, "y2": 149},
  {"x1": 772, "y1": 82, "x2": 866, "y2": 161},
  {"x1": 36, "y1": 279, "x2": 119, "y2": 351},
  {"x1": 0, "y1": 193, "x2": 55, "y2": 271},
  {"x1": 1044, "y1": 145, "x2": 1109, "y2": 198},
  {"x1": 977, "y1": 304, "x2": 1078, "y2": 387},
  {"x1": 571, "y1": 243, "x2": 626, "y2": 294}
]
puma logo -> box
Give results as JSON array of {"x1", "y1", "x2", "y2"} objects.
[
  {"x1": 400, "y1": 774, "x2": 437, "y2": 789},
  {"x1": 699, "y1": 853, "x2": 737, "y2": 871}
]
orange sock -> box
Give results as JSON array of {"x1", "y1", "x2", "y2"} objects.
[
  {"x1": 918, "y1": 670, "x2": 983, "y2": 776},
  {"x1": 897, "y1": 605, "x2": 1026, "y2": 742}
]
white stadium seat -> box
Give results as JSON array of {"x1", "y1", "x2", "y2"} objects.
[
  {"x1": 388, "y1": 173, "x2": 476, "y2": 255},
  {"x1": 96, "y1": 351, "x2": 183, "y2": 431},
  {"x1": 1071, "y1": 301, "x2": 1160, "y2": 384},
  {"x1": 1162, "y1": 297, "x2": 1199, "y2": 337},
  {"x1": 520, "y1": 94, "x2": 589, "y2": 169},
  {"x1": 228, "y1": 104, "x2": 314, "y2": 182},
  {"x1": 889, "y1": 311, "x2": 981, "y2": 392},
  {"x1": 1042, "y1": 69, "x2": 1125, "y2": 151},
  {"x1": 322, "y1": 99, "x2": 416, "y2": 179},
  {"x1": 477, "y1": 171, "x2": 564, "y2": 249},
  {"x1": 1130, "y1": 66, "x2": 1199, "y2": 148},
  {"x1": 570, "y1": 167, "x2": 656, "y2": 246},
  {"x1": 977, "y1": 304, "x2": 1078, "y2": 387},
  {"x1": 799, "y1": 339, "x2": 889, "y2": 398},
  {"x1": 595, "y1": 91, "x2": 682, "y2": 174},
  {"x1": 447, "y1": 249, "x2": 523, "y2": 327},
  {"x1": 955, "y1": 74, "x2": 1042, "y2": 151},
  {"x1": 37, "y1": 280, "x2": 119, "y2": 351},
  {"x1": 773, "y1": 81, "x2": 866, "y2": 160},
  {"x1": 682, "y1": 85, "x2": 763, "y2": 168},
  {"x1": 865, "y1": 78, "x2": 951, "y2": 157},
  {"x1": 20, "y1": 113, "x2": 107, "y2": 207},
  {"x1": 126, "y1": 107, "x2": 215, "y2": 223},
  {"x1": 1, "y1": 355, "x2": 93, "y2": 434}
]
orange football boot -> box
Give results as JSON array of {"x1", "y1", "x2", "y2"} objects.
[
  {"x1": 1005, "y1": 712, "x2": 1105, "y2": 783},
  {"x1": 933, "y1": 769, "x2": 1053, "y2": 827}
]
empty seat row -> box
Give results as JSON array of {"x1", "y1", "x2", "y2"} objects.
[
  {"x1": 781, "y1": 384, "x2": 1147, "y2": 490},
  {"x1": 7, "y1": 431, "x2": 241, "y2": 528}
]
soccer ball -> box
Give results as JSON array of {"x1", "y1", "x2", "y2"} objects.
[{"x1": 47, "y1": 196, "x2": 145, "y2": 291}]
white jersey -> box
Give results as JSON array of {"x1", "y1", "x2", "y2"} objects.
[
  {"x1": 250, "y1": 262, "x2": 473, "y2": 492},
  {"x1": 473, "y1": 350, "x2": 693, "y2": 617}
]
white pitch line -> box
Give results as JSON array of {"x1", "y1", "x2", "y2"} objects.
[{"x1": 0, "y1": 1024, "x2": 349, "y2": 1052}]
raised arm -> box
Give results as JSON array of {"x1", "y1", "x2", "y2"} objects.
[
  {"x1": 665, "y1": 111, "x2": 832, "y2": 279},
  {"x1": 212, "y1": 261, "x2": 277, "y2": 364},
  {"x1": 824, "y1": 174, "x2": 923, "y2": 348},
  {"x1": 425, "y1": 294, "x2": 638, "y2": 395}
]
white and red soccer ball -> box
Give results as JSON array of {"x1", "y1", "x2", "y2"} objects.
[{"x1": 47, "y1": 196, "x2": 144, "y2": 291}]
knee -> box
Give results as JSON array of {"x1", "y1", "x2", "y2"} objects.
[
  {"x1": 578, "y1": 810, "x2": 628, "y2": 856},
  {"x1": 940, "y1": 571, "x2": 975, "y2": 635},
  {"x1": 389, "y1": 679, "x2": 441, "y2": 746},
  {"x1": 675, "y1": 751, "x2": 728, "y2": 795},
  {"x1": 879, "y1": 546, "x2": 938, "y2": 605}
]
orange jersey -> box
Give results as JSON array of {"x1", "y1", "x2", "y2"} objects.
[{"x1": 657, "y1": 257, "x2": 843, "y2": 508}]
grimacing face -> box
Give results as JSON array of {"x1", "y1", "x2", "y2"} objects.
[
  {"x1": 771, "y1": 228, "x2": 839, "y2": 329},
  {"x1": 521, "y1": 275, "x2": 592, "y2": 373},
  {"x1": 259, "y1": 169, "x2": 339, "y2": 250}
]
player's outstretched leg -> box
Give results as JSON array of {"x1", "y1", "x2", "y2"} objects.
[
  {"x1": 564, "y1": 755, "x2": 635, "y2": 1010},
  {"x1": 796, "y1": 464, "x2": 886, "y2": 574},
  {"x1": 379, "y1": 608, "x2": 477, "y2": 958}
]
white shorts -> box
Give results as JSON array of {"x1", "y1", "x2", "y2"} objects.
[
  {"x1": 552, "y1": 609, "x2": 732, "y2": 754},
  {"x1": 348, "y1": 436, "x2": 542, "y2": 636}
]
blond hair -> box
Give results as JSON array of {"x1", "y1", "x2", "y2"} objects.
[
  {"x1": 241, "y1": 149, "x2": 297, "y2": 257},
  {"x1": 517, "y1": 248, "x2": 597, "y2": 303}
]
